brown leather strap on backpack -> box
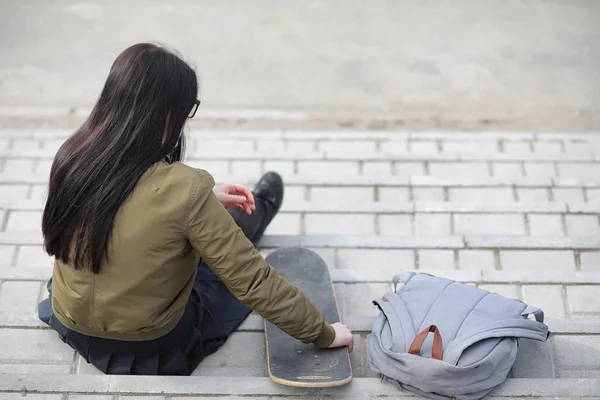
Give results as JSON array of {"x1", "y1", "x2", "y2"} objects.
[{"x1": 408, "y1": 325, "x2": 443, "y2": 360}]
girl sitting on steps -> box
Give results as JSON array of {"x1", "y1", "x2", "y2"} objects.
[{"x1": 38, "y1": 42, "x2": 353, "y2": 375}]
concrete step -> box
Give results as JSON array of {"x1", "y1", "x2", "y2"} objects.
[
  {"x1": 2, "y1": 201, "x2": 600, "y2": 238},
  {"x1": 2, "y1": 233, "x2": 599, "y2": 272},
  {"x1": 2, "y1": 172, "x2": 600, "y2": 187},
  {"x1": 1, "y1": 128, "x2": 599, "y2": 397},
  {"x1": 2, "y1": 199, "x2": 600, "y2": 213},
  {"x1": 2, "y1": 310, "x2": 599, "y2": 378},
  {"x1": 0, "y1": 374, "x2": 599, "y2": 399}
]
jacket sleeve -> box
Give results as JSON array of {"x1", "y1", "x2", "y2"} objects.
[{"x1": 186, "y1": 172, "x2": 335, "y2": 347}]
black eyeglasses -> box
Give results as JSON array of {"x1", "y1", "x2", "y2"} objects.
[{"x1": 188, "y1": 99, "x2": 201, "y2": 118}]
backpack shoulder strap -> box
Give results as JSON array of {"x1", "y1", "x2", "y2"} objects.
[
  {"x1": 373, "y1": 292, "x2": 416, "y2": 353},
  {"x1": 444, "y1": 318, "x2": 550, "y2": 364},
  {"x1": 393, "y1": 272, "x2": 417, "y2": 292},
  {"x1": 521, "y1": 306, "x2": 544, "y2": 323}
]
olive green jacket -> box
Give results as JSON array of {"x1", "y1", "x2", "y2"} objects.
[{"x1": 51, "y1": 161, "x2": 335, "y2": 347}]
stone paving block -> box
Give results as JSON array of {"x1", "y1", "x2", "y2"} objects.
[
  {"x1": 0, "y1": 363, "x2": 71, "y2": 374},
  {"x1": 305, "y1": 214, "x2": 375, "y2": 235},
  {"x1": 415, "y1": 214, "x2": 451, "y2": 236},
  {"x1": 500, "y1": 251, "x2": 576, "y2": 271},
  {"x1": 521, "y1": 285, "x2": 566, "y2": 319},
  {"x1": 0, "y1": 328, "x2": 73, "y2": 361},
  {"x1": 42, "y1": 139, "x2": 66, "y2": 152},
  {"x1": 192, "y1": 366, "x2": 266, "y2": 378},
  {"x1": 558, "y1": 163, "x2": 600, "y2": 180},
  {"x1": 0, "y1": 184, "x2": 29, "y2": 202},
  {"x1": 524, "y1": 162, "x2": 555, "y2": 178},
  {"x1": 284, "y1": 185, "x2": 305, "y2": 202},
  {"x1": 565, "y1": 215, "x2": 600, "y2": 236},
  {"x1": 16, "y1": 245, "x2": 52, "y2": 266},
  {"x1": 418, "y1": 250, "x2": 455, "y2": 270},
  {"x1": 381, "y1": 140, "x2": 408, "y2": 153},
  {"x1": 5, "y1": 211, "x2": 42, "y2": 231},
  {"x1": 362, "y1": 162, "x2": 392, "y2": 176},
  {"x1": 564, "y1": 141, "x2": 600, "y2": 154},
  {"x1": 230, "y1": 161, "x2": 261, "y2": 178},
  {"x1": 412, "y1": 187, "x2": 445, "y2": 201},
  {"x1": 517, "y1": 188, "x2": 549, "y2": 202},
  {"x1": 378, "y1": 187, "x2": 410, "y2": 202},
  {"x1": 454, "y1": 214, "x2": 526, "y2": 235},
  {"x1": 349, "y1": 333, "x2": 376, "y2": 378},
  {"x1": 478, "y1": 284, "x2": 520, "y2": 300},
  {"x1": 378, "y1": 214, "x2": 412, "y2": 235},
  {"x1": 187, "y1": 160, "x2": 229, "y2": 178},
  {"x1": 0, "y1": 281, "x2": 42, "y2": 313},
  {"x1": 319, "y1": 140, "x2": 377, "y2": 153},
  {"x1": 12, "y1": 139, "x2": 41, "y2": 150},
  {"x1": 567, "y1": 285, "x2": 600, "y2": 314},
  {"x1": 580, "y1": 251, "x2": 600, "y2": 271},
  {"x1": 0, "y1": 138, "x2": 8, "y2": 150},
  {"x1": 552, "y1": 335, "x2": 600, "y2": 368},
  {"x1": 263, "y1": 161, "x2": 295, "y2": 177},
  {"x1": 199, "y1": 332, "x2": 265, "y2": 368},
  {"x1": 503, "y1": 141, "x2": 532, "y2": 153},
  {"x1": 409, "y1": 140, "x2": 438, "y2": 153},
  {"x1": 76, "y1": 355, "x2": 104, "y2": 375},
  {"x1": 528, "y1": 214, "x2": 564, "y2": 236},
  {"x1": 1, "y1": 395, "x2": 62, "y2": 400},
  {"x1": 69, "y1": 396, "x2": 115, "y2": 400},
  {"x1": 0, "y1": 245, "x2": 16, "y2": 266},
  {"x1": 194, "y1": 140, "x2": 254, "y2": 156},
  {"x1": 256, "y1": 140, "x2": 285, "y2": 152},
  {"x1": 35, "y1": 159, "x2": 53, "y2": 176},
  {"x1": 337, "y1": 249, "x2": 414, "y2": 275},
  {"x1": 552, "y1": 187, "x2": 585, "y2": 203},
  {"x1": 533, "y1": 141, "x2": 563, "y2": 153},
  {"x1": 511, "y1": 339, "x2": 555, "y2": 378},
  {"x1": 429, "y1": 162, "x2": 489, "y2": 179},
  {"x1": 458, "y1": 250, "x2": 496, "y2": 270},
  {"x1": 558, "y1": 370, "x2": 600, "y2": 379},
  {"x1": 286, "y1": 140, "x2": 316, "y2": 152},
  {"x1": 120, "y1": 397, "x2": 165, "y2": 400},
  {"x1": 334, "y1": 283, "x2": 390, "y2": 318},
  {"x1": 30, "y1": 184, "x2": 49, "y2": 202},
  {"x1": 448, "y1": 188, "x2": 514, "y2": 202},
  {"x1": 492, "y1": 163, "x2": 524, "y2": 178},
  {"x1": 442, "y1": 140, "x2": 498, "y2": 153},
  {"x1": 393, "y1": 162, "x2": 425, "y2": 177},
  {"x1": 311, "y1": 187, "x2": 374, "y2": 202},
  {"x1": 297, "y1": 161, "x2": 359, "y2": 175},
  {"x1": 2, "y1": 159, "x2": 35, "y2": 174},
  {"x1": 588, "y1": 188, "x2": 600, "y2": 201},
  {"x1": 264, "y1": 213, "x2": 301, "y2": 235}
]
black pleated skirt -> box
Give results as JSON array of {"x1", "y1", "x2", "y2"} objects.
[{"x1": 38, "y1": 263, "x2": 252, "y2": 375}]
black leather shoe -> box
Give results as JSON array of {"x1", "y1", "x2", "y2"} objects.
[
  {"x1": 252, "y1": 171, "x2": 284, "y2": 240},
  {"x1": 253, "y1": 171, "x2": 284, "y2": 211}
]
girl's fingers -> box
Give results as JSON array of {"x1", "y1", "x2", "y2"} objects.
[
  {"x1": 230, "y1": 185, "x2": 255, "y2": 206},
  {"x1": 222, "y1": 194, "x2": 247, "y2": 204}
]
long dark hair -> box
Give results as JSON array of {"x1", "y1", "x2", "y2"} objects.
[{"x1": 42, "y1": 43, "x2": 198, "y2": 273}]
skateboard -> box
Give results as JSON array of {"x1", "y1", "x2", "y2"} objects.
[{"x1": 264, "y1": 247, "x2": 352, "y2": 388}]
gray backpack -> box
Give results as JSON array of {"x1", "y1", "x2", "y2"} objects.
[{"x1": 368, "y1": 272, "x2": 550, "y2": 400}]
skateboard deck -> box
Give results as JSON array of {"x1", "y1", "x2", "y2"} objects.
[{"x1": 264, "y1": 247, "x2": 352, "y2": 388}]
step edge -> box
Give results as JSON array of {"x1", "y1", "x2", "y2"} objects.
[{"x1": 0, "y1": 374, "x2": 598, "y2": 397}]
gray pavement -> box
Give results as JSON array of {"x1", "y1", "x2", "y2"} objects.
[
  {"x1": 1, "y1": 0, "x2": 600, "y2": 130},
  {"x1": 1, "y1": 128, "x2": 600, "y2": 398}
]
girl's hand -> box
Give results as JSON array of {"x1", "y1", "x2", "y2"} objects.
[
  {"x1": 328, "y1": 322, "x2": 354, "y2": 352},
  {"x1": 214, "y1": 183, "x2": 256, "y2": 215}
]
